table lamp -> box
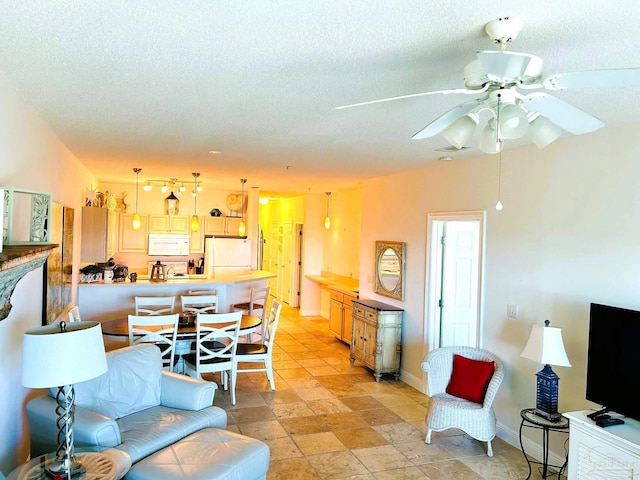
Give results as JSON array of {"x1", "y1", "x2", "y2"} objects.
[
  {"x1": 22, "y1": 321, "x2": 107, "y2": 478},
  {"x1": 521, "y1": 319, "x2": 571, "y2": 422}
]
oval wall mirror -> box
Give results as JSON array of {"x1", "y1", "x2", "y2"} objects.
[{"x1": 374, "y1": 241, "x2": 405, "y2": 301}]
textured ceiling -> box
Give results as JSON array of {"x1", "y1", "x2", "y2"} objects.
[{"x1": 1, "y1": 1, "x2": 639, "y2": 195}]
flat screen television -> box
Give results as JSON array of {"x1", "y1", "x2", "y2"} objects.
[{"x1": 586, "y1": 303, "x2": 640, "y2": 420}]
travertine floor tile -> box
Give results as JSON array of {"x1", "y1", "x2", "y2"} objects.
[
  {"x1": 238, "y1": 419, "x2": 288, "y2": 441},
  {"x1": 372, "y1": 422, "x2": 425, "y2": 444},
  {"x1": 281, "y1": 415, "x2": 331, "y2": 436},
  {"x1": 306, "y1": 451, "x2": 369, "y2": 479},
  {"x1": 306, "y1": 398, "x2": 351, "y2": 415},
  {"x1": 333, "y1": 427, "x2": 389, "y2": 449},
  {"x1": 272, "y1": 401, "x2": 316, "y2": 419},
  {"x1": 357, "y1": 407, "x2": 405, "y2": 426},
  {"x1": 266, "y1": 457, "x2": 320, "y2": 480},
  {"x1": 351, "y1": 444, "x2": 408, "y2": 472},
  {"x1": 292, "y1": 431, "x2": 348, "y2": 455},
  {"x1": 264, "y1": 436, "x2": 303, "y2": 461},
  {"x1": 340, "y1": 395, "x2": 385, "y2": 411}
]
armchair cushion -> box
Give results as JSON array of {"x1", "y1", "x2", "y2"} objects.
[
  {"x1": 73, "y1": 344, "x2": 162, "y2": 419},
  {"x1": 445, "y1": 354, "x2": 495, "y2": 404}
]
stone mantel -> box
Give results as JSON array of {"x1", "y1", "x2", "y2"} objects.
[{"x1": 0, "y1": 244, "x2": 57, "y2": 320}]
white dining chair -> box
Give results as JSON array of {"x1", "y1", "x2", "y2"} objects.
[
  {"x1": 127, "y1": 313, "x2": 180, "y2": 371},
  {"x1": 183, "y1": 311, "x2": 242, "y2": 405},
  {"x1": 181, "y1": 295, "x2": 218, "y2": 314},
  {"x1": 231, "y1": 286, "x2": 270, "y2": 342},
  {"x1": 233, "y1": 299, "x2": 282, "y2": 391},
  {"x1": 135, "y1": 296, "x2": 175, "y2": 315}
]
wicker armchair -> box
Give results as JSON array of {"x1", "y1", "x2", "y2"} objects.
[{"x1": 421, "y1": 346, "x2": 504, "y2": 457}]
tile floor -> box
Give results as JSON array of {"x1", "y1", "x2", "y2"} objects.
[{"x1": 208, "y1": 305, "x2": 559, "y2": 479}]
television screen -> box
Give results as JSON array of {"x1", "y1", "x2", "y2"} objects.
[{"x1": 586, "y1": 303, "x2": 640, "y2": 420}]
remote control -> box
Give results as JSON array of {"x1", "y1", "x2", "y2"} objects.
[
  {"x1": 592, "y1": 414, "x2": 611, "y2": 421},
  {"x1": 596, "y1": 417, "x2": 625, "y2": 428}
]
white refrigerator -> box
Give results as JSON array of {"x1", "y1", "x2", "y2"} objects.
[{"x1": 204, "y1": 237, "x2": 252, "y2": 277}]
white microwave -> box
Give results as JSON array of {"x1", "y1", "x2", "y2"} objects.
[{"x1": 148, "y1": 233, "x2": 190, "y2": 256}]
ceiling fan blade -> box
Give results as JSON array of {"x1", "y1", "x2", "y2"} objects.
[
  {"x1": 543, "y1": 68, "x2": 640, "y2": 90},
  {"x1": 411, "y1": 98, "x2": 486, "y2": 140},
  {"x1": 476, "y1": 51, "x2": 542, "y2": 84},
  {"x1": 335, "y1": 87, "x2": 484, "y2": 110},
  {"x1": 523, "y1": 93, "x2": 604, "y2": 134}
]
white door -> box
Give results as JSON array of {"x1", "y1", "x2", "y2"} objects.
[
  {"x1": 281, "y1": 220, "x2": 293, "y2": 305},
  {"x1": 426, "y1": 212, "x2": 485, "y2": 352}
]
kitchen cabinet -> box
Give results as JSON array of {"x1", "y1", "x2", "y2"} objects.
[
  {"x1": 81, "y1": 207, "x2": 118, "y2": 262},
  {"x1": 190, "y1": 216, "x2": 205, "y2": 253},
  {"x1": 329, "y1": 288, "x2": 357, "y2": 344},
  {"x1": 350, "y1": 299, "x2": 403, "y2": 382},
  {"x1": 148, "y1": 214, "x2": 189, "y2": 234},
  {"x1": 118, "y1": 213, "x2": 149, "y2": 252},
  {"x1": 204, "y1": 216, "x2": 243, "y2": 236}
]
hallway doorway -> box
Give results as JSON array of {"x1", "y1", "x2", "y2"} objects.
[{"x1": 425, "y1": 211, "x2": 485, "y2": 352}]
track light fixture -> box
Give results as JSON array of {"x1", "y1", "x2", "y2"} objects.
[{"x1": 140, "y1": 177, "x2": 203, "y2": 194}]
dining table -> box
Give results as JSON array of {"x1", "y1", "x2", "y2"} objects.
[{"x1": 100, "y1": 314, "x2": 262, "y2": 337}]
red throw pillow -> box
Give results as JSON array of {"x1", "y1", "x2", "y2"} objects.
[{"x1": 445, "y1": 354, "x2": 495, "y2": 404}]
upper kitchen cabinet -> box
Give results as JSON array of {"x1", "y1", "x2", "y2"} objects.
[
  {"x1": 119, "y1": 212, "x2": 149, "y2": 252},
  {"x1": 148, "y1": 214, "x2": 189, "y2": 234},
  {"x1": 81, "y1": 206, "x2": 118, "y2": 262},
  {"x1": 204, "y1": 216, "x2": 243, "y2": 236}
]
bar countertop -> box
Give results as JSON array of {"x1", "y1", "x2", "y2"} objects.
[{"x1": 79, "y1": 269, "x2": 276, "y2": 286}]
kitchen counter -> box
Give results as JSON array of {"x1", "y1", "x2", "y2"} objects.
[
  {"x1": 78, "y1": 270, "x2": 276, "y2": 323},
  {"x1": 81, "y1": 270, "x2": 276, "y2": 286},
  {"x1": 306, "y1": 272, "x2": 359, "y2": 295}
]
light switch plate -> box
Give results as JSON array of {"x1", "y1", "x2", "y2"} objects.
[{"x1": 507, "y1": 304, "x2": 519, "y2": 319}]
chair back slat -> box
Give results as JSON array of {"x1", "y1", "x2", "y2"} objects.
[
  {"x1": 135, "y1": 296, "x2": 175, "y2": 315},
  {"x1": 181, "y1": 295, "x2": 218, "y2": 314},
  {"x1": 127, "y1": 313, "x2": 179, "y2": 371}
]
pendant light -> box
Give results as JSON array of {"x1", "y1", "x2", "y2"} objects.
[
  {"x1": 324, "y1": 192, "x2": 331, "y2": 229},
  {"x1": 238, "y1": 178, "x2": 247, "y2": 237},
  {"x1": 132, "y1": 168, "x2": 142, "y2": 230},
  {"x1": 191, "y1": 172, "x2": 200, "y2": 232}
]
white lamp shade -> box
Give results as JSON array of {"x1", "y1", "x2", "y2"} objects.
[
  {"x1": 529, "y1": 115, "x2": 562, "y2": 149},
  {"x1": 499, "y1": 103, "x2": 529, "y2": 139},
  {"x1": 22, "y1": 321, "x2": 107, "y2": 388},
  {"x1": 521, "y1": 324, "x2": 571, "y2": 367},
  {"x1": 442, "y1": 114, "x2": 479, "y2": 149},
  {"x1": 480, "y1": 122, "x2": 501, "y2": 154}
]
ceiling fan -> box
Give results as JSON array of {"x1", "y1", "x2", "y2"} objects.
[{"x1": 337, "y1": 17, "x2": 640, "y2": 153}]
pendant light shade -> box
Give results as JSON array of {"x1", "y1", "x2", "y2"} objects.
[
  {"x1": 191, "y1": 172, "x2": 200, "y2": 232},
  {"x1": 238, "y1": 178, "x2": 247, "y2": 237},
  {"x1": 324, "y1": 192, "x2": 331, "y2": 229},
  {"x1": 132, "y1": 168, "x2": 141, "y2": 231}
]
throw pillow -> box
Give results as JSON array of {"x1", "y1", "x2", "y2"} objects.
[{"x1": 446, "y1": 354, "x2": 495, "y2": 404}]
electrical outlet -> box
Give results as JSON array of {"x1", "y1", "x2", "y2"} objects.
[{"x1": 507, "y1": 304, "x2": 519, "y2": 319}]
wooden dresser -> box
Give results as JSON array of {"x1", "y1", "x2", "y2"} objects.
[{"x1": 350, "y1": 299, "x2": 403, "y2": 381}]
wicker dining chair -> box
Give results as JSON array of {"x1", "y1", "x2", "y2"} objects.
[{"x1": 421, "y1": 346, "x2": 504, "y2": 457}]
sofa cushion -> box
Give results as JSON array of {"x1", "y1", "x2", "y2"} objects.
[
  {"x1": 445, "y1": 354, "x2": 495, "y2": 404},
  {"x1": 73, "y1": 344, "x2": 162, "y2": 420},
  {"x1": 115, "y1": 405, "x2": 227, "y2": 463}
]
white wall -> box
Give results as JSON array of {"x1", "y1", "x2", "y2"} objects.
[
  {"x1": 0, "y1": 74, "x2": 94, "y2": 474},
  {"x1": 359, "y1": 125, "x2": 640, "y2": 457}
]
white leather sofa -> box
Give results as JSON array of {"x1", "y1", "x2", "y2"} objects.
[{"x1": 26, "y1": 344, "x2": 270, "y2": 479}]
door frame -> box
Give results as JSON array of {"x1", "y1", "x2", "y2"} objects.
[{"x1": 424, "y1": 210, "x2": 486, "y2": 356}]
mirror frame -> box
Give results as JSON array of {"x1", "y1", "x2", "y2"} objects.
[{"x1": 374, "y1": 240, "x2": 406, "y2": 301}]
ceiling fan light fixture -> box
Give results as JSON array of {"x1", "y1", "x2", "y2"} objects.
[
  {"x1": 499, "y1": 103, "x2": 529, "y2": 139},
  {"x1": 529, "y1": 114, "x2": 563, "y2": 149},
  {"x1": 480, "y1": 121, "x2": 501, "y2": 154},
  {"x1": 443, "y1": 113, "x2": 479, "y2": 149}
]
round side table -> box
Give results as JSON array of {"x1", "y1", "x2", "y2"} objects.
[
  {"x1": 519, "y1": 408, "x2": 570, "y2": 480},
  {"x1": 8, "y1": 452, "x2": 118, "y2": 480}
]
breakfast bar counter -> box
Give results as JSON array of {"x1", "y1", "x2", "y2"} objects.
[{"x1": 78, "y1": 270, "x2": 276, "y2": 323}]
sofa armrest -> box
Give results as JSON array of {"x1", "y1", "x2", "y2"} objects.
[
  {"x1": 160, "y1": 371, "x2": 216, "y2": 410},
  {"x1": 27, "y1": 396, "x2": 121, "y2": 456}
]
